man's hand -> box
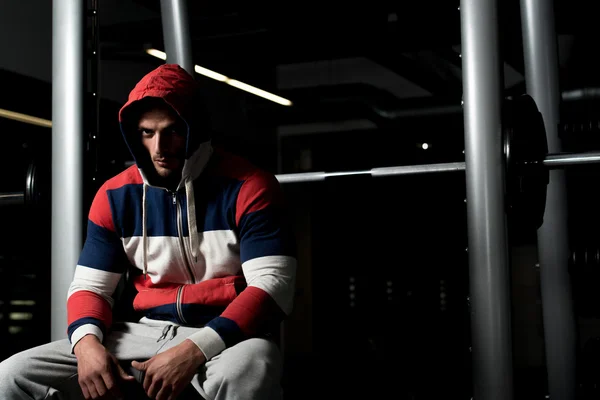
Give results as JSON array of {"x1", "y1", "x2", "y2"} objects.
[
  {"x1": 74, "y1": 335, "x2": 135, "y2": 399},
  {"x1": 131, "y1": 339, "x2": 206, "y2": 400}
]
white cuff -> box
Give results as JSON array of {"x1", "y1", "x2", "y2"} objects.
[
  {"x1": 187, "y1": 327, "x2": 226, "y2": 360},
  {"x1": 70, "y1": 324, "x2": 104, "y2": 354}
]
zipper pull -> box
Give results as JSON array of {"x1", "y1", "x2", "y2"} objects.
[{"x1": 172, "y1": 192, "x2": 177, "y2": 205}]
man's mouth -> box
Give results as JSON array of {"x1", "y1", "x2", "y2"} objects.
[{"x1": 155, "y1": 158, "x2": 175, "y2": 168}]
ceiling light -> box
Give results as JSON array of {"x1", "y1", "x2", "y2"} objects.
[
  {"x1": 0, "y1": 108, "x2": 52, "y2": 128},
  {"x1": 146, "y1": 49, "x2": 293, "y2": 106},
  {"x1": 146, "y1": 48, "x2": 167, "y2": 60}
]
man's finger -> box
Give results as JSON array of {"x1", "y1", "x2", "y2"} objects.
[
  {"x1": 147, "y1": 378, "x2": 161, "y2": 399},
  {"x1": 131, "y1": 360, "x2": 146, "y2": 371},
  {"x1": 93, "y1": 376, "x2": 109, "y2": 398},
  {"x1": 142, "y1": 372, "x2": 152, "y2": 393},
  {"x1": 101, "y1": 370, "x2": 122, "y2": 399},
  {"x1": 156, "y1": 385, "x2": 172, "y2": 400},
  {"x1": 79, "y1": 381, "x2": 90, "y2": 400},
  {"x1": 87, "y1": 380, "x2": 101, "y2": 399},
  {"x1": 113, "y1": 360, "x2": 135, "y2": 381}
]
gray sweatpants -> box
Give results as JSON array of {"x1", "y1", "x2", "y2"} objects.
[{"x1": 0, "y1": 320, "x2": 283, "y2": 400}]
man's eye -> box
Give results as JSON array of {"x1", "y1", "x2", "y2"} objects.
[{"x1": 141, "y1": 129, "x2": 153, "y2": 135}]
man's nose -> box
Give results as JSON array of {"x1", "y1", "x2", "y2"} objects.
[{"x1": 154, "y1": 133, "x2": 170, "y2": 154}]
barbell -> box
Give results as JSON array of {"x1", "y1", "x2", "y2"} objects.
[
  {"x1": 275, "y1": 94, "x2": 600, "y2": 230},
  {"x1": 0, "y1": 159, "x2": 46, "y2": 208}
]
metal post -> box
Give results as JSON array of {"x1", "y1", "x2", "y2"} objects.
[
  {"x1": 51, "y1": 0, "x2": 84, "y2": 341},
  {"x1": 520, "y1": 1, "x2": 576, "y2": 398},
  {"x1": 461, "y1": 0, "x2": 514, "y2": 399},
  {"x1": 160, "y1": 0, "x2": 194, "y2": 75}
]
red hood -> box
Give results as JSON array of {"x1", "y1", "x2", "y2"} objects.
[{"x1": 119, "y1": 63, "x2": 198, "y2": 123}]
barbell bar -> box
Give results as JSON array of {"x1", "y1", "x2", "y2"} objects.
[
  {"x1": 0, "y1": 192, "x2": 24, "y2": 206},
  {"x1": 274, "y1": 151, "x2": 600, "y2": 183}
]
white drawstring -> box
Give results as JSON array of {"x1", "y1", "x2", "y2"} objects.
[
  {"x1": 186, "y1": 180, "x2": 199, "y2": 264},
  {"x1": 142, "y1": 183, "x2": 148, "y2": 278}
]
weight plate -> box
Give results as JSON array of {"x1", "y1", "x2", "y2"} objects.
[
  {"x1": 25, "y1": 161, "x2": 37, "y2": 205},
  {"x1": 503, "y1": 94, "x2": 549, "y2": 231}
]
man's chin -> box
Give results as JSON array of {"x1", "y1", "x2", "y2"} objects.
[{"x1": 156, "y1": 168, "x2": 175, "y2": 178}]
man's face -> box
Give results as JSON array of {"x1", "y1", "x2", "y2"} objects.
[{"x1": 138, "y1": 107, "x2": 187, "y2": 179}]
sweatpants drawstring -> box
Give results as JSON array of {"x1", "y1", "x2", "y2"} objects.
[
  {"x1": 156, "y1": 324, "x2": 179, "y2": 342},
  {"x1": 157, "y1": 325, "x2": 170, "y2": 342}
]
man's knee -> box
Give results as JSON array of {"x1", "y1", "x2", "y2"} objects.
[
  {"x1": 0, "y1": 350, "x2": 30, "y2": 386},
  {"x1": 201, "y1": 339, "x2": 283, "y2": 399},
  {"x1": 218, "y1": 338, "x2": 282, "y2": 382}
]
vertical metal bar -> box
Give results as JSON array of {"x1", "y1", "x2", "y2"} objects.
[
  {"x1": 160, "y1": 0, "x2": 194, "y2": 75},
  {"x1": 90, "y1": 0, "x2": 100, "y2": 180},
  {"x1": 520, "y1": 1, "x2": 576, "y2": 398},
  {"x1": 51, "y1": 0, "x2": 84, "y2": 340},
  {"x1": 460, "y1": 0, "x2": 514, "y2": 398}
]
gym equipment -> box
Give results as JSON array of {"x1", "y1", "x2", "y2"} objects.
[
  {"x1": 275, "y1": 94, "x2": 600, "y2": 230},
  {"x1": 0, "y1": 159, "x2": 48, "y2": 208}
]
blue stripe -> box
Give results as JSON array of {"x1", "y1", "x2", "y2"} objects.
[
  {"x1": 78, "y1": 220, "x2": 128, "y2": 273},
  {"x1": 140, "y1": 304, "x2": 227, "y2": 326},
  {"x1": 192, "y1": 177, "x2": 243, "y2": 232},
  {"x1": 206, "y1": 317, "x2": 244, "y2": 347},
  {"x1": 181, "y1": 304, "x2": 227, "y2": 325},
  {"x1": 140, "y1": 304, "x2": 182, "y2": 324},
  {"x1": 109, "y1": 185, "x2": 179, "y2": 238},
  {"x1": 67, "y1": 317, "x2": 106, "y2": 342},
  {"x1": 108, "y1": 177, "x2": 245, "y2": 238},
  {"x1": 239, "y1": 208, "x2": 296, "y2": 263}
]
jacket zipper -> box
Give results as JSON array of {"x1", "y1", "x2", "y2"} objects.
[{"x1": 172, "y1": 192, "x2": 195, "y2": 283}]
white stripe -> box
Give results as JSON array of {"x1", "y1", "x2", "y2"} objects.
[
  {"x1": 198, "y1": 230, "x2": 240, "y2": 277},
  {"x1": 122, "y1": 230, "x2": 241, "y2": 284},
  {"x1": 242, "y1": 255, "x2": 297, "y2": 314},
  {"x1": 122, "y1": 236, "x2": 185, "y2": 283},
  {"x1": 67, "y1": 265, "x2": 122, "y2": 306},
  {"x1": 70, "y1": 324, "x2": 104, "y2": 353},
  {"x1": 187, "y1": 327, "x2": 226, "y2": 361}
]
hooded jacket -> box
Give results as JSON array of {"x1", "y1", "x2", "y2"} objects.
[{"x1": 66, "y1": 64, "x2": 297, "y2": 360}]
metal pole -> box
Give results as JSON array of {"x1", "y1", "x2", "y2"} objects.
[
  {"x1": 52, "y1": 0, "x2": 84, "y2": 341},
  {"x1": 160, "y1": 0, "x2": 194, "y2": 75},
  {"x1": 461, "y1": 0, "x2": 514, "y2": 398},
  {"x1": 520, "y1": 1, "x2": 577, "y2": 398}
]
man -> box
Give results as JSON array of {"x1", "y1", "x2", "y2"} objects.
[{"x1": 0, "y1": 63, "x2": 297, "y2": 400}]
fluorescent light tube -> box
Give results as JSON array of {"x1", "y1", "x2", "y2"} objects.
[
  {"x1": 0, "y1": 108, "x2": 52, "y2": 128},
  {"x1": 146, "y1": 49, "x2": 292, "y2": 106}
]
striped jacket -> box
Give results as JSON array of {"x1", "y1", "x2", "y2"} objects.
[{"x1": 66, "y1": 64, "x2": 297, "y2": 360}]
